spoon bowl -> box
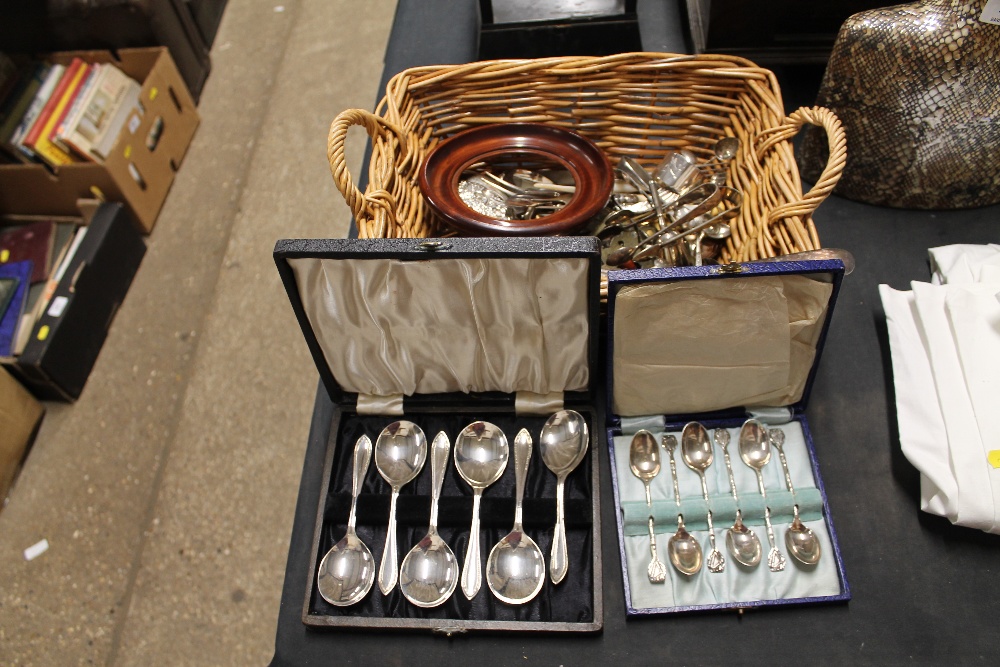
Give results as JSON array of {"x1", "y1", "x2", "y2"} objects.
[
  {"x1": 374, "y1": 420, "x2": 428, "y2": 595},
  {"x1": 400, "y1": 431, "x2": 459, "y2": 608},
  {"x1": 317, "y1": 435, "x2": 376, "y2": 606},
  {"x1": 486, "y1": 429, "x2": 546, "y2": 605},
  {"x1": 454, "y1": 421, "x2": 509, "y2": 599},
  {"x1": 540, "y1": 410, "x2": 590, "y2": 584}
]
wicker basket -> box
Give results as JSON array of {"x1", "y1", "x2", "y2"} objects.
[{"x1": 327, "y1": 53, "x2": 845, "y2": 262}]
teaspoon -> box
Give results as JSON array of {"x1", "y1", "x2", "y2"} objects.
[
  {"x1": 316, "y1": 435, "x2": 376, "y2": 606},
  {"x1": 680, "y1": 422, "x2": 725, "y2": 573},
  {"x1": 628, "y1": 430, "x2": 666, "y2": 584},
  {"x1": 399, "y1": 431, "x2": 459, "y2": 607},
  {"x1": 769, "y1": 428, "x2": 822, "y2": 566},
  {"x1": 486, "y1": 428, "x2": 546, "y2": 605},
  {"x1": 738, "y1": 419, "x2": 786, "y2": 572},
  {"x1": 374, "y1": 420, "x2": 428, "y2": 595},
  {"x1": 663, "y1": 434, "x2": 703, "y2": 576},
  {"x1": 539, "y1": 409, "x2": 589, "y2": 585},
  {"x1": 715, "y1": 428, "x2": 762, "y2": 567},
  {"x1": 454, "y1": 421, "x2": 509, "y2": 600}
]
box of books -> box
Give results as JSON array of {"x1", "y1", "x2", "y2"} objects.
[
  {"x1": 1, "y1": 203, "x2": 145, "y2": 401},
  {"x1": 0, "y1": 48, "x2": 199, "y2": 234}
]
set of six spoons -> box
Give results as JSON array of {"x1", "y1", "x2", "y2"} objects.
[
  {"x1": 316, "y1": 410, "x2": 589, "y2": 608},
  {"x1": 629, "y1": 418, "x2": 822, "y2": 583}
]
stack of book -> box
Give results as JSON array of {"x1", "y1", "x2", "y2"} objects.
[
  {"x1": 0, "y1": 218, "x2": 87, "y2": 358},
  {"x1": 0, "y1": 54, "x2": 143, "y2": 168}
]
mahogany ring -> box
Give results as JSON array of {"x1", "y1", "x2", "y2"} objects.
[{"x1": 418, "y1": 123, "x2": 614, "y2": 236}]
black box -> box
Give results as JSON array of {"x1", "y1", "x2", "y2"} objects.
[
  {"x1": 7, "y1": 203, "x2": 145, "y2": 401},
  {"x1": 274, "y1": 236, "x2": 603, "y2": 633}
]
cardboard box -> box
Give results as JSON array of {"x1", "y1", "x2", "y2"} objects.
[
  {"x1": 605, "y1": 259, "x2": 850, "y2": 615},
  {"x1": 0, "y1": 47, "x2": 200, "y2": 234},
  {"x1": 5, "y1": 203, "x2": 146, "y2": 401},
  {"x1": 0, "y1": 365, "x2": 44, "y2": 503},
  {"x1": 274, "y1": 236, "x2": 603, "y2": 633}
]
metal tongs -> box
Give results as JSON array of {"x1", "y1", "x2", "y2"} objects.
[{"x1": 604, "y1": 183, "x2": 742, "y2": 267}]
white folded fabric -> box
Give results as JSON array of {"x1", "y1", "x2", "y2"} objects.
[{"x1": 879, "y1": 244, "x2": 1000, "y2": 534}]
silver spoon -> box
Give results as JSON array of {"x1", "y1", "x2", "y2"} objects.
[
  {"x1": 680, "y1": 422, "x2": 725, "y2": 573},
  {"x1": 486, "y1": 428, "x2": 546, "y2": 605},
  {"x1": 715, "y1": 428, "x2": 762, "y2": 567},
  {"x1": 539, "y1": 409, "x2": 589, "y2": 585},
  {"x1": 316, "y1": 434, "x2": 376, "y2": 606},
  {"x1": 663, "y1": 434, "x2": 703, "y2": 576},
  {"x1": 769, "y1": 428, "x2": 822, "y2": 566},
  {"x1": 739, "y1": 419, "x2": 786, "y2": 572},
  {"x1": 628, "y1": 430, "x2": 667, "y2": 584},
  {"x1": 374, "y1": 420, "x2": 428, "y2": 595},
  {"x1": 454, "y1": 421, "x2": 509, "y2": 600},
  {"x1": 399, "y1": 431, "x2": 459, "y2": 607}
]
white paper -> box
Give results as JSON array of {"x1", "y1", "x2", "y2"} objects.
[
  {"x1": 980, "y1": 0, "x2": 1000, "y2": 25},
  {"x1": 23, "y1": 539, "x2": 49, "y2": 561}
]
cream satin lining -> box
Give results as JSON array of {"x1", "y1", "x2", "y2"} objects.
[
  {"x1": 612, "y1": 274, "x2": 833, "y2": 416},
  {"x1": 288, "y1": 256, "x2": 590, "y2": 398}
]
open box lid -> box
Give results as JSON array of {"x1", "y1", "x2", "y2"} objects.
[
  {"x1": 274, "y1": 237, "x2": 601, "y2": 413},
  {"x1": 605, "y1": 259, "x2": 845, "y2": 425}
]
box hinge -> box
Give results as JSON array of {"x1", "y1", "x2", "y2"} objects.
[{"x1": 432, "y1": 625, "x2": 468, "y2": 637}]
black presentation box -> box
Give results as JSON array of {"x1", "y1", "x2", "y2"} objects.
[
  {"x1": 6, "y1": 203, "x2": 146, "y2": 401},
  {"x1": 274, "y1": 236, "x2": 603, "y2": 634}
]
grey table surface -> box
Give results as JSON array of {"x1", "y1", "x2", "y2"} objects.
[{"x1": 270, "y1": 2, "x2": 1000, "y2": 664}]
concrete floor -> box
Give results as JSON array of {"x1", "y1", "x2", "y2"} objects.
[{"x1": 0, "y1": 1, "x2": 396, "y2": 664}]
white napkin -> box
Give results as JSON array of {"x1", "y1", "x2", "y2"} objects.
[{"x1": 879, "y1": 244, "x2": 1000, "y2": 534}]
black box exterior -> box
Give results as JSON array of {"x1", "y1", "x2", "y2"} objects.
[
  {"x1": 274, "y1": 236, "x2": 603, "y2": 633},
  {"x1": 10, "y1": 203, "x2": 145, "y2": 401}
]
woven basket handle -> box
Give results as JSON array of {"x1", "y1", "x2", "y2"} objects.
[
  {"x1": 755, "y1": 106, "x2": 846, "y2": 224},
  {"x1": 327, "y1": 108, "x2": 406, "y2": 225}
]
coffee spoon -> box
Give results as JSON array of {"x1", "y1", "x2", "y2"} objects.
[
  {"x1": 681, "y1": 422, "x2": 725, "y2": 573},
  {"x1": 628, "y1": 430, "x2": 667, "y2": 584},
  {"x1": 663, "y1": 434, "x2": 703, "y2": 576},
  {"x1": 454, "y1": 421, "x2": 509, "y2": 600},
  {"x1": 486, "y1": 428, "x2": 546, "y2": 605},
  {"x1": 769, "y1": 428, "x2": 822, "y2": 566},
  {"x1": 715, "y1": 428, "x2": 762, "y2": 568},
  {"x1": 399, "y1": 431, "x2": 459, "y2": 607},
  {"x1": 738, "y1": 419, "x2": 786, "y2": 572},
  {"x1": 374, "y1": 420, "x2": 428, "y2": 595},
  {"x1": 316, "y1": 435, "x2": 375, "y2": 606},
  {"x1": 539, "y1": 409, "x2": 589, "y2": 585}
]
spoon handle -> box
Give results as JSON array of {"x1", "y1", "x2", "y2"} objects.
[
  {"x1": 378, "y1": 488, "x2": 401, "y2": 595},
  {"x1": 428, "y1": 432, "x2": 450, "y2": 533},
  {"x1": 755, "y1": 470, "x2": 786, "y2": 572},
  {"x1": 769, "y1": 429, "x2": 795, "y2": 494},
  {"x1": 348, "y1": 435, "x2": 372, "y2": 533},
  {"x1": 513, "y1": 429, "x2": 532, "y2": 530},
  {"x1": 550, "y1": 478, "x2": 569, "y2": 585},
  {"x1": 461, "y1": 490, "x2": 483, "y2": 600}
]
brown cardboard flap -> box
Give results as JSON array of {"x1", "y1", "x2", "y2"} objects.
[{"x1": 0, "y1": 366, "x2": 44, "y2": 501}]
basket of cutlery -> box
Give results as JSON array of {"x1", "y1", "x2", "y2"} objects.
[{"x1": 327, "y1": 52, "x2": 845, "y2": 265}]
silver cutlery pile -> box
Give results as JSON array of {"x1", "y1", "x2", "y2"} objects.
[
  {"x1": 629, "y1": 419, "x2": 821, "y2": 584},
  {"x1": 316, "y1": 410, "x2": 589, "y2": 609}
]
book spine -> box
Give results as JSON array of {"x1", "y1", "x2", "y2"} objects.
[
  {"x1": 9, "y1": 64, "x2": 63, "y2": 152},
  {"x1": 22, "y1": 59, "x2": 83, "y2": 151},
  {"x1": 33, "y1": 62, "x2": 91, "y2": 168}
]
